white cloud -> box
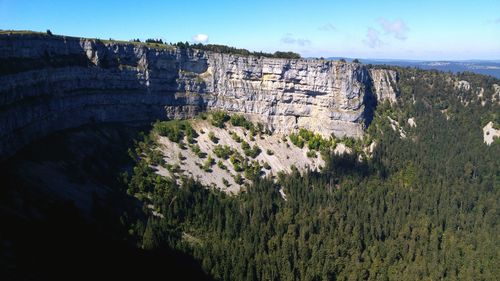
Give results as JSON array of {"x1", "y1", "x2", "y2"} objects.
[
  {"x1": 318, "y1": 23, "x2": 336, "y2": 31},
  {"x1": 281, "y1": 33, "x2": 311, "y2": 46},
  {"x1": 363, "y1": 28, "x2": 382, "y2": 48},
  {"x1": 378, "y1": 18, "x2": 409, "y2": 40},
  {"x1": 192, "y1": 34, "x2": 209, "y2": 43}
]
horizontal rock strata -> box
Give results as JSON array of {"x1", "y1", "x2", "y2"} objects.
[{"x1": 0, "y1": 33, "x2": 398, "y2": 159}]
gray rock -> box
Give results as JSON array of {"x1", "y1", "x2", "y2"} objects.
[{"x1": 0, "y1": 33, "x2": 398, "y2": 159}]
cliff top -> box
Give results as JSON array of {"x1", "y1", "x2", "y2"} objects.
[{"x1": 0, "y1": 29, "x2": 356, "y2": 63}]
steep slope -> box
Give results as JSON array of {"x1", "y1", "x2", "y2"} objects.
[{"x1": 124, "y1": 67, "x2": 500, "y2": 281}]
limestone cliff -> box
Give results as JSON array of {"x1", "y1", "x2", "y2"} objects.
[{"x1": 0, "y1": 32, "x2": 398, "y2": 159}]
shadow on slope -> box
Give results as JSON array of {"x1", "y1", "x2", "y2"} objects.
[{"x1": 0, "y1": 123, "x2": 213, "y2": 281}]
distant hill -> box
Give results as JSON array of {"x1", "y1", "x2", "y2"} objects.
[{"x1": 327, "y1": 57, "x2": 500, "y2": 78}]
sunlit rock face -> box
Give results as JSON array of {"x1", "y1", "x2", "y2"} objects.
[{"x1": 0, "y1": 33, "x2": 397, "y2": 159}]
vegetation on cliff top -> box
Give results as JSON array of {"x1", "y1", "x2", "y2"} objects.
[{"x1": 0, "y1": 30, "x2": 302, "y2": 59}]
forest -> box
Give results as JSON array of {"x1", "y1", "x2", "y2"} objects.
[
  {"x1": 123, "y1": 68, "x2": 499, "y2": 281},
  {"x1": 174, "y1": 42, "x2": 301, "y2": 59}
]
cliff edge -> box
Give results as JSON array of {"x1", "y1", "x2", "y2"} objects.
[{"x1": 0, "y1": 32, "x2": 398, "y2": 159}]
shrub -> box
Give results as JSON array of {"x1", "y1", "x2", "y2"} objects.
[
  {"x1": 185, "y1": 126, "x2": 198, "y2": 144},
  {"x1": 217, "y1": 160, "x2": 227, "y2": 170},
  {"x1": 289, "y1": 133, "x2": 304, "y2": 148},
  {"x1": 213, "y1": 145, "x2": 232, "y2": 159},
  {"x1": 266, "y1": 149, "x2": 274, "y2": 155},
  {"x1": 342, "y1": 136, "x2": 355, "y2": 148},
  {"x1": 208, "y1": 131, "x2": 219, "y2": 143},
  {"x1": 154, "y1": 120, "x2": 195, "y2": 143},
  {"x1": 191, "y1": 144, "x2": 206, "y2": 158},
  {"x1": 178, "y1": 152, "x2": 186, "y2": 161},
  {"x1": 202, "y1": 155, "x2": 215, "y2": 172},
  {"x1": 230, "y1": 153, "x2": 244, "y2": 172},
  {"x1": 241, "y1": 141, "x2": 250, "y2": 150},
  {"x1": 234, "y1": 174, "x2": 244, "y2": 185},
  {"x1": 298, "y1": 128, "x2": 314, "y2": 141},
  {"x1": 149, "y1": 150, "x2": 165, "y2": 166},
  {"x1": 222, "y1": 178, "x2": 230, "y2": 187},
  {"x1": 243, "y1": 161, "x2": 262, "y2": 180},
  {"x1": 191, "y1": 144, "x2": 201, "y2": 154},
  {"x1": 263, "y1": 162, "x2": 271, "y2": 170},
  {"x1": 244, "y1": 144, "x2": 262, "y2": 158},
  {"x1": 306, "y1": 150, "x2": 317, "y2": 158},
  {"x1": 231, "y1": 132, "x2": 243, "y2": 143},
  {"x1": 230, "y1": 114, "x2": 251, "y2": 129},
  {"x1": 210, "y1": 111, "x2": 229, "y2": 128}
]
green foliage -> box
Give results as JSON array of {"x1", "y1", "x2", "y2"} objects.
[
  {"x1": 240, "y1": 141, "x2": 261, "y2": 158},
  {"x1": 229, "y1": 114, "x2": 253, "y2": 129},
  {"x1": 182, "y1": 42, "x2": 301, "y2": 59},
  {"x1": 217, "y1": 160, "x2": 227, "y2": 170},
  {"x1": 210, "y1": 111, "x2": 230, "y2": 128},
  {"x1": 202, "y1": 155, "x2": 215, "y2": 172},
  {"x1": 208, "y1": 131, "x2": 218, "y2": 143},
  {"x1": 263, "y1": 162, "x2": 271, "y2": 170},
  {"x1": 189, "y1": 144, "x2": 205, "y2": 159},
  {"x1": 233, "y1": 173, "x2": 244, "y2": 184},
  {"x1": 231, "y1": 132, "x2": 243, "y2": 143},
  {"x1": 145, "y1": 38, "x2": 164, "y2": 44},
  {"x1": 241, "y1": 140, "x2": 250, "y2": 151},
  {"x1": 153, "y1": 120, "x2": 196, "y2": 143},
  {"x1": 243, "y1": 161, "x2": 262, "y2": 180},
  {"x1": 341, "y1": 136, "x2": 355, "y2": 148},
  {"x1": 289, "y1": 133, "x2": 304, "y2": 148},
  {"x1": 230, "y1": 152, "x2": 244, "y2": 172},
  {"x1": 266, "y1": 149, "x2": 274, "y2": 155},
  {"x1": 306, "y1": 150, "x2": 317, "y2": 158},
  {"x1": 213, "y1": 145, "x2": 232, "y2": 160},
  {"x1": 290, "y1": 129, "x2": 334, "y2": 151},
  {"x1": 125, "y1": 68, "x2": 500, "y2": 281}
]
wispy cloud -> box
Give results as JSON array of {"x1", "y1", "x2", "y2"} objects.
[
  {"x1": 363, "y1": 28, "x2": 382, "y2": 48},
  {"x1": 318, "y1": 23, "x2": 336, "y2": 32},
  {"x1": 192, "y1": 34, "x2": 209, "y2": 43},
  {"x1": 281, "y1": 33, "x2": 311, "y2": 46},
  {"x1": 378, "y1": 18, "x2": 409, "y2": 40}
]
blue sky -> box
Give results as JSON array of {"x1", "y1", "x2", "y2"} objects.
[{"x1": 1, "y1": 0, "x2": 499, "y2": 60}]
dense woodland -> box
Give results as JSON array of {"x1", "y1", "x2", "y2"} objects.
[
  {"x1": 128, "y1": 38, "x2": 302, "y2": 59},
  {"x1": 123, "y1": 68, "x2": 499, "y2": 280},
  {"x1": 174, "y1": 42, "x2": 301, "y2": 59}
]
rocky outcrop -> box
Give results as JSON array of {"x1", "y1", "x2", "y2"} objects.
[
  {"x1": 455, "y1": 80, "x2": 471, "y2": 91},
  {"x1": 493, "y1": 84, "x2": 500, "y2": 105},
  {"x1": 369, "y1": 69, "x2": 398, "y2": 103},
  {"x1": 0, "y1": 32, "x2": 398, "y2": 159},
  {"x1": 483, "y1": 121, "x2": 500, "y2": 145}
]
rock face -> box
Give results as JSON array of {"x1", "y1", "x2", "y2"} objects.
[
  {"x1": 0, "y1": 33, "x2": 398, "y2": 159},
  {"x1": 369, "y1": 69, "x2": 398, "y2": 103}
]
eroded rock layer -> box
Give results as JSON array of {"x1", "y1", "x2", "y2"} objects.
[{"x1": 0, "y1": 33, "x2": 398, "y2": 158}]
